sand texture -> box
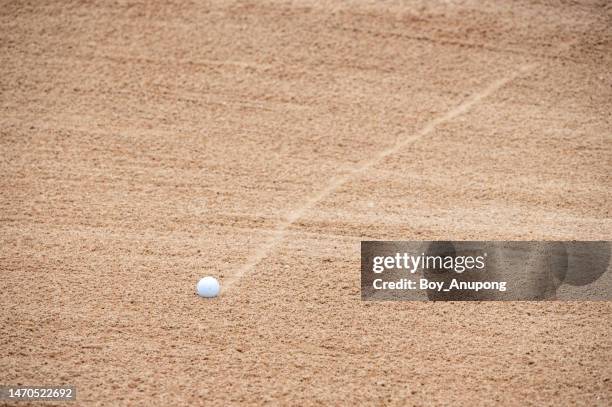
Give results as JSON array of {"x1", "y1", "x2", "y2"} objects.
[{"x1": 1, "y1": 0, "x2": 611, "y2": 405}]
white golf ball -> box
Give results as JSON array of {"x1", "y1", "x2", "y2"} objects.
[{"x1": 196, "y1": 276, "x2": 220, "y2": 298}]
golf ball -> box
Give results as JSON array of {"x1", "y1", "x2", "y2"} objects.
[{"x1": 196, "y1": 276, "x2": 220, "y2": 298}]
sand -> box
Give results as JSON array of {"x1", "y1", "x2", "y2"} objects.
[{"x1": 1, "y1": 0, "x2": 611, "y2": 405}]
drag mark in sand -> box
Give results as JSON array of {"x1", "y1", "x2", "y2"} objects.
[{"x1": 223, "y1": 63, "x2": 538, "y2": 292}]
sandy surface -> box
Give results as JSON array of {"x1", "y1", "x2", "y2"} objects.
[{"x1": 1, "y1": 0, "x2": 611, "y2": 405}]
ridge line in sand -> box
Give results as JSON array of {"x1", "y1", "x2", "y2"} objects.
[{"x1": 222, "y1": 63, "x2": 538, "y2": 293}]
